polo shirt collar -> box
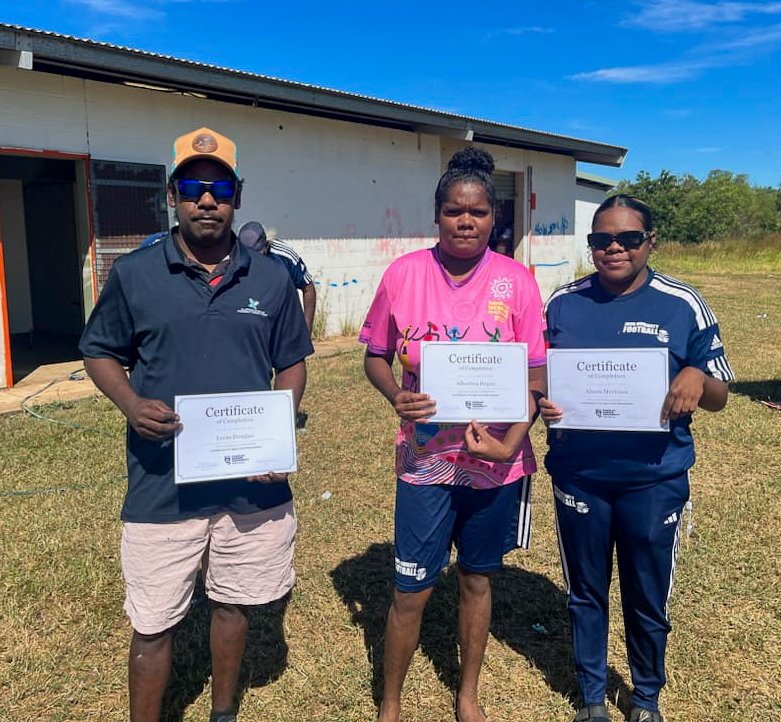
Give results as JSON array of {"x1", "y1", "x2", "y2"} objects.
[{"x1": 163, "y1": 228, "x2": 251, "y2": 274}]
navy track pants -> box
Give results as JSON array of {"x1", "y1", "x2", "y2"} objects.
[{"x1": 552, "y1": 472, "x2": 689, "y2": 711}]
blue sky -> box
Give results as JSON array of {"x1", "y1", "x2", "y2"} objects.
[{"x1": 3, "y1": 0, "x2": 780, "y2": 186}]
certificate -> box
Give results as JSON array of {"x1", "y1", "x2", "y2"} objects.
[
  {"x1": 174, "y1": 390, "x2": 297, "y2": 484},
  {"x1": 547, "y1": 348, "x2": 669, "y2": 432},
  {"x1": 419, "y1": 342, "x2": 529, "y2": 423}
]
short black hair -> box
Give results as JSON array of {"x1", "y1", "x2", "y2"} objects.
[
  {"x1": 594, "y1": 194, "x2": 654, "y2": 231},
  {"x1": 434, "y1": 147, "x2": 497, "y2": 217}
]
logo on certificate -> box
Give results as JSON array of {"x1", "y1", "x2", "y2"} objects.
[
  {"x1": 595, "y1": 408, "x2": 619, "y2": 419},
  {"x1": 224, "y1": 454, "x2": 249, "y2": 465}
]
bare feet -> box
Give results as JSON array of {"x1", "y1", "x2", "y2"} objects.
[
  {"x1": 377, "y1": 699, "x2": 401, "y2": 722},
  {"x1": 456, "y1": 695, "x2": 487, "y2": 722}
]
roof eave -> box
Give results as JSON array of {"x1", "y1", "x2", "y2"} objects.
[{"x1": 0, "y1": 25, "x2": 627, "y2": 167}]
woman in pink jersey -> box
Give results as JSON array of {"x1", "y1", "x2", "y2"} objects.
[{"x1": 359, "y1": 147, "x2": 547, "y2": 722}]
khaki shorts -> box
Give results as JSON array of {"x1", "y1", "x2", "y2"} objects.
[{"x1": 121, "y1": 501, "x2": 296, "y2": 635}]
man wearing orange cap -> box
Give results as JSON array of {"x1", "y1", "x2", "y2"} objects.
[{"x1": 81, "y1": 128, "x2": 313, "y2": 722}]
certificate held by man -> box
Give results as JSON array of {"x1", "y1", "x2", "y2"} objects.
[
  {"x1": 420, "y1": 342, "x2": 529, "y2": 423},
  {"x1": 174, "y1": 390, "x2": 297, "y2": 484},
  {"x1": 547, "y1": 348, "x2": 669, "y2": 432}
]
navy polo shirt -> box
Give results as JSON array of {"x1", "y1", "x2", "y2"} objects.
[
  {"x1": 544, "y1": 269, "x2": 734, "y2": 483},
  {"x1": 80, "y1": 232, "x2": 314, "y2": 522}
]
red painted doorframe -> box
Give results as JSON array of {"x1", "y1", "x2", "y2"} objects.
[
  {"x1": 0, "y1": 219, "x2": 12, "y2": 389},
  {"x1": 0, "y1": 146, "x2": 96, "y2": 388}
]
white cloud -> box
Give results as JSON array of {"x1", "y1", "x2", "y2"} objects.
[
  {"x1": 718, "y1": 23, "x2": 781, "y2": 49},
  {"x1": 500, "y1": 26, "x2": 554, "y2": 35},
  {"x1": 484, "y1": 26, "x2": 554, "y2": 41},
  {"x1": 695, "y1": 147, "x2": 723, "y2": 153},
  {"x1": 67, "y1": 0, "x2": 240, "y2": 21},
  {"x1": 627, "y1": 1, "x2": 781, "y2": 32},
  {"x1": 573, "y1": 19, "x2": 781, "y2": 84},
  {"x1": 68, "y1": 0, "x2": 164, "y2": 20},
  {"x1": 571, "y1": 60, "x2": 710, "y2": 83}
]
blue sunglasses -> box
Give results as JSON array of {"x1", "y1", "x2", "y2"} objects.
[{"x1": 175, "y1": 178, "x2": 237, "y2": 201}]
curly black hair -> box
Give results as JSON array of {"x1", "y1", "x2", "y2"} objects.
[{"x1": 434, "y1": 146, "x2": 497, "y2": 217}]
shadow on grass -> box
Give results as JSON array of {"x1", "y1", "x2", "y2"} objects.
[
  {"x1": 731, "y1": 379, "x2": 781, "y2": 402},
  {"x1": 330, "y1": 542, "x2": 631, "y2": 715},
  {"x1": 160, "y1": 577, "x2": 290, "y2": 722}
]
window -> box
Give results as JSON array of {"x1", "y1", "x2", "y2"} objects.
[{"x1": 90, "y1": 160, "x2": 169, "y2": 289}]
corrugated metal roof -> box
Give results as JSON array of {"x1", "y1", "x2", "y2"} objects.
[
  {"x1": 576, "y1": 171, "x2": 619, "y2": 190},
  {"x1": 0, "y1": 23, "x2": 627, "y2": 166}
]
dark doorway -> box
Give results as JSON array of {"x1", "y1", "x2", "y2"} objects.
[
  {"x1": 492, "y1": 171, "x2": 516, "y2": 257},
  {"x1": 0, "y1": 155, "x2": 86, "y2": 384}
]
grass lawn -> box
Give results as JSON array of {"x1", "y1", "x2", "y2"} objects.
[{"x1": 1, "y1": 247, "x2": 779, "y2": 722}]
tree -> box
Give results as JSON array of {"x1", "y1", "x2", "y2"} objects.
[{"x1": 613, "y1": 170, "x2": 781, "y2": 243}]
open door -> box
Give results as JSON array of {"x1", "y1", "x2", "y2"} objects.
[{"x1": 0, "y1": 152, "x2": 92, "y2": 386}]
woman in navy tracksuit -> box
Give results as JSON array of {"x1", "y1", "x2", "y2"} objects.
[{"x1": 539, "y1": 195, "x2": 734, "y2": 722}]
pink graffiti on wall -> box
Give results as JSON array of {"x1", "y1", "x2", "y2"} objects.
[
  {"x1": 376, "y1": 207, "x2": 407, "y2": 259},
  {"x1": 530, "y1": 235, "x2": 563, "y2": 250},
  {"x1": 327, "y1": 238, "x2": 347, "y2": 256}
]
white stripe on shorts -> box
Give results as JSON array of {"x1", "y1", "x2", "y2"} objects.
[
  {"x1": 516, "y1": 475, "x2": 533, "y2": 549},
  {"x1": 553, "y1": 504, "x2": 571, "y2": 595}
]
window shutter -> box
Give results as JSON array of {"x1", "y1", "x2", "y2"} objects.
[{"x1": 90, "y1": 160, "x2": 168, "y2": 290}]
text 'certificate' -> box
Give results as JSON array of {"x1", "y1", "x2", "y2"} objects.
[
  {"x1": 547, "y1": 348, "x2": 669, "y2": 432},
  {"x1": 420, "y1": 342, "x2": 529, "y2": 423},
  {"x1": 174, "y1": 390, "x2": 297, "y2": 484}
]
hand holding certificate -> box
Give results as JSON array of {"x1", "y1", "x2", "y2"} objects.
[
  {"x1": 174, "y1": 390, "x2": 298, "y2": 484},
  {"x1": 420, "y1": 342, "x2": 529, "y2": 423},
  {"x1": 547, "y1": 348, "x2": 669, "y2": 432}
]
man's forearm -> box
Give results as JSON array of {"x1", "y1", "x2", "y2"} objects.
[
  {"x1": 274, "y1": 360, "x2": 307, "y2": 410},
  {"x1": 84, "y1": 357, "x2": 138, "y2": 418},
  {"x1": 302, "y1": 284, "x2": 316, "y2": 333}
]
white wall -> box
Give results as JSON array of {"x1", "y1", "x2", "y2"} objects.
[
  {"x1": 0, "y1": 180, "x2": 33, "y2": 334},
  {"x1": 438, "y1": 141, "x2": 578, "y2": 302},
  {"x1": 0, "y1": 67, "x2": 439, "y2": 237},
  {"x1": 0, "y1": 64, "x2": 582, "y2": 337},
  {"x1": 575, "y1": 182, "x2": 609, "y2": 272},
  {"x1": 527, "y1": 152, "x2": 577, "y2": 300}
]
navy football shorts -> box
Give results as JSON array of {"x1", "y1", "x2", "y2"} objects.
[{"x1": 393, "y1": 476, "x2": 531, "y2": 592}]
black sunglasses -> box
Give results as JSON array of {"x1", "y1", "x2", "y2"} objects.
[
  {"x1": 587, "y1": 230, "x2": 651, "y2": 251},
  {"x1": 175, "y1": 178, "x2": 237, "y2": 201}
]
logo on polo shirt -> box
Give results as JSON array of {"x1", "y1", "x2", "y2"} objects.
[
  {"x1": 237, "y1": 297, "x2": 268, "y2": 317},
  {"x1": 710, "y1": 334, "x2": 723, "y2": 350},
  {"x1": 621, "y1": 321, "x2": 669, "y2": 343}
]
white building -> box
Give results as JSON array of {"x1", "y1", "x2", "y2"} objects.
[
  {"x1": 574, "y1": 171, "x2": 618, "y2": 271},
  {"x1": 0, "y1": 24, "x2": 626, "y2": 388}
]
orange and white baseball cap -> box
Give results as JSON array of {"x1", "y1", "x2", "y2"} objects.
[{"x1": 170, "y1": 127, "x2": 240, "y2": 179}]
